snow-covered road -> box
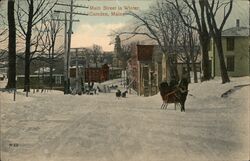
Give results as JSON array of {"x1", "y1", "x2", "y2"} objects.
[{"x1": 0, "y1": 77, "x2": 249, "y2": 161}]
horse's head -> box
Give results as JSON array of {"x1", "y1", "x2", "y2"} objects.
[
  {"x1": 159, "y1": 81, "x2": 168, "y2": 91},
  {"x1": 179, "y1": 78, "x2": 189, "y2": 89}
]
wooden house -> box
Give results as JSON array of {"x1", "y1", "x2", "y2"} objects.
[
  {"x1": 209, "y1": 20, "x2": 250, "y2": 77},
  {"x1": 127, "y1": 45, "x2": 164, "y2": 96}
]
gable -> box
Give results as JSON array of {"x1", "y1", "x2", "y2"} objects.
[{"x1": 137, "y1": 45, "x2": 154, "y2": 62}]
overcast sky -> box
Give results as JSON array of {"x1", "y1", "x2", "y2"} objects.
[{"x1": 0, "y1": 0, "x2": 249, "y2": 51}]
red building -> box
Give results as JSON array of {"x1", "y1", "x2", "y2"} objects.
[{"x1": 85, "y1": 64, "x2": 109, "y2": 83}]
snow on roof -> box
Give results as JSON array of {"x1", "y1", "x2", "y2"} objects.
[
  {"x1": 222, "y1": 27, "x2": 249, "y2": 37},
  {"x1": 34, "y1": 67, "x2": 55, "y2": 74}
]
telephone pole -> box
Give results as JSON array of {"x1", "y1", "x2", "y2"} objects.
[
  {"x1": 54, "y1": 0, "x2": 88, "y2": 94},
  {"x1": 71, "y1": 47, "x2": 88, "y2": 94}
]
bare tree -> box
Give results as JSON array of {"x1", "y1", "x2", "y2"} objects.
[
  {"x1": 0, "y1": 1, "x2": 8, "y2": 60},
  {"x1": 41, "y1": 12, "x2": 63, "y2": 89},
  {"x1": 0, "y1": 8, "x2": 8, "y2": 61},
  {"x1": 91, "y1": 44, "x2": 103, "y2": 67},
  {"x1": 178, "y1": 16, "x2": 199, "y2": 83},
  {"x1": 83, "y1": 44, "x2": 103, "y2": 89},
  {"x1": 204, "y1": 0, "x2": 232, "y2": 83},
  {"x1": 0, "y1": 14, "x2": 7, "y2": 44},
  {"x1": 16, "y1": 0, "x2": 58, "y2": 92},
  {"x1": 117, "y1": 1, "x2": 183, "y2": 81},
  {"x1": 6, "y1": 0, "x2": 16, "y2": 89},
  {"x1": 167, "y1": 0, "x2": 212, "y2": 81},
  {"x1": 120, "y1": 43, "x2": 133, "y2": 69}
]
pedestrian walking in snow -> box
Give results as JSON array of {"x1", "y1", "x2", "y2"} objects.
[{"x1": 116, "y1": 90, "x2": 121, "y2": 99}]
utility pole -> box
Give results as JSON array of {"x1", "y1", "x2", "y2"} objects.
[
  {"x1": 66, "y1": 0, "x2": 74, "y2": 94},
  {"x1": 75, "y1": 48, "x2": 79, "y2": 94},
  {"x1": 52, "y1": 14, "x2": 79, "y2": 94},
  {"x1": 71, "y1": 47, "x2": 87, "y2": 94},
  {"x1": 64, "y1": 12, "x2": 68, "y2": 94},
  {"x1": 54, "y1": 0, "x2": 88, "y2": 94}
]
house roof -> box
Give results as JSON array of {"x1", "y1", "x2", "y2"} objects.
[{"x1": 222, "y1": 27, "x2": 249, "y2": 37}]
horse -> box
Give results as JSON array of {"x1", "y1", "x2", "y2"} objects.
[
  {"x1": 121, "y1": 91, "x2": 128, "y2": 98},
  {"x1": 159, "y1": 78, "x2": 189, "y2": 112}
]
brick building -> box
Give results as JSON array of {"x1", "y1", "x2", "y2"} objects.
[{"x1": 85, "y1": 64, "x2": 109, "y2": 83}]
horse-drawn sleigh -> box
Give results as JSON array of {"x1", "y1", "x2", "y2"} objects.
[{"x1": 159, "y1": 78, "x2": 189, "y2": 112}]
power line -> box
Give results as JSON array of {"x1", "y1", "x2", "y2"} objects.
[
  {"x1": 54, "y1": 10, "x2": 88, "y2": 16},
  {"x1": 51, "y1": 19, "x2": 80, "y2": 22},
  {"x1": 54, "y1": 0, "x2": 88, "y2": 94}
]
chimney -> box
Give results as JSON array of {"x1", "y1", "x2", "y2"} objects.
[{"x1": 236, "y1": 19, "x2": 240, "y2": 28}]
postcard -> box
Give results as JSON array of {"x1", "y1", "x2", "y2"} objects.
[{"x1": 0, "y1": 0, "x2": 249, "y2": 161}]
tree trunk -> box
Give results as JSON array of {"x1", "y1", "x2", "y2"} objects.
[
  {"x1": 191, "y1": 56, "x2": 198, "y2": 83},
  {"x1": 6, "y1": 0, "x2": 16, "y2": 89},
  {"x1": 167, "y1": 56, "x2": 177, "y2": 81},
  {"x1": 49, "y1": 62, "x2": 53, "y2": 89},
  {"x1": 188, "y1": 29, "x2": 198, "y2": 83},
  {"x1": 49, "y1": 45, "x2": 55, "y2": 90},
  {"x1": 214, "y1": 36, "x2": 230, "y2": 83},
  {"x1": 200, "y1": 35, "x2": 211, "y2": 81},
  {"x1": 24, "y1": 52, "x2": 30, "y2": 92},
  {"x1": 203, "y1": 0, "x2": 232, "y2": 84},
  {"x1": 189, "y1": 46, "x2": 198, "y2": 83},
  {"x1": 173, "y1": 56, "x2": 179, "y2": 81},
  {"x1": 23, "y1": 1, "x2": 33, "y2": 92},
  {"x1": 186, "y1": 55, "x2": 191, "y2": 83}
]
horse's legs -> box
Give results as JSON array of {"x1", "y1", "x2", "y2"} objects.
[
  {"x1": 180, "y1": 102, "x2": 185, "y2": 112},
  {"x1": 161, "y1": 102, "x2": 165, "y2": 109},
  {"x1": 164, "y1": 103, "x2": 168, "y2": 110},
  {"x1": 161, "y1": 102, "x2": 167, "y2": 109},
  {"x1": 178, "y1": 103, "x2": 182, "y2": 111},
  {"x1": 175, "y1": 103, "x2": 180, "y2": 110}
]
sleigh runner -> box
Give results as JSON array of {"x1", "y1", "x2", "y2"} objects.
[{"x1": 160, "y1": 88, "x2": 181, "y2": 110}]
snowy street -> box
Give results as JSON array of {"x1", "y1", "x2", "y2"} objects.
[{"x1": 0, "y1": 77, "x2": 249, "y2": 161}]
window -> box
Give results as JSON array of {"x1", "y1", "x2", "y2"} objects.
[
  {"x1": 55, "y1": 76, "x2": 61, "y2": 84},
  {"x1": 227, "y1": 37, "x2": 234, "y2": 51},
  {"x1": 226, "y1": 56, "x2": 235, "y2": 72}
]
